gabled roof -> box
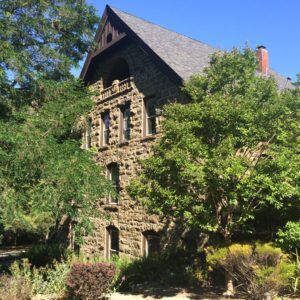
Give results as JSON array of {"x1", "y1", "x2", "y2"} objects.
[
  {"x1": 109, "y1": 6, "x2": 216, "y2": 81},
  {"x1": 81, "y1": 5, "x2": 292, "y2": 89}
]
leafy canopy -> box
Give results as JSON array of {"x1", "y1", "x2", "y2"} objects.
[
  {"x1": 0, "y1": 80, "x2": 112, "y2": 239},
  {"x1": 0, "y1": 1, "x2": 111, "y2": 242},
  {"x1": 129, "y1": 48, "x2": 300, "y2": 241},
  {"x1": 0, "y1": 0, "x2": 98, "y2": 84}
]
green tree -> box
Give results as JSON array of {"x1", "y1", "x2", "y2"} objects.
[
  {"x1": 0, "y1": 80, "x2": 113, "y2": 242},
  {"x1": 129, "y1": 48, "x2": 300, "y2": 243},
  {"x1": 0, "y1": 0, "x2": 98, "y2": 84},
  {"x1": 0, "y1": 1, "x2": 111, "y2": 244}
]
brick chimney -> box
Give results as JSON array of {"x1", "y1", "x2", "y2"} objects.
[{"x1": 256, "y1": 45, "x2": 269, "y2": 75}]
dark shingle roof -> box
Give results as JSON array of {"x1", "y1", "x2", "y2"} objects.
[
  {"x1": 108, "y1": 6, "x2": 292, "y2": 90},
  {"x1": 110, "y1": 6, "x2": 216, "y2": 81}
]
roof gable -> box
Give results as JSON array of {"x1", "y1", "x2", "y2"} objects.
[
  {"x1": 109, "y1": 6, "x2": 216, "y2": 81},
  {"x1": 81, "y1": 5, "x2": 292, "y2": 90}
]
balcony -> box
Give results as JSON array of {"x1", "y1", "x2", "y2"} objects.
[{"x1": 98, "y1": 77, "x2": 134, "y2": 102}]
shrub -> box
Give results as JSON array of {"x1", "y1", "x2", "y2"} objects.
[
  {"x1": 276, "y1": 221, "x2": 300, "y2": 253},
  {"x1": 116, "y1": 249, "x2": 204, "y2": 289},
  {"x1": 22, "y1": 243, "x2": 66, "y2": 267},
  {"x1": 206, "y1": 243, "x2": 294, "y2": 299},
  {"x1": 31, "y1": 260, "x2": 70, "y2": 296},
  {"x1": 0, "y1": 275, "x2": 31, "y2": 300},
  {"x1": 66, "y1": 262, "x2": 116, "y2": 300}
]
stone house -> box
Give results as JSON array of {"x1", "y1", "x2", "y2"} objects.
[{"x1": 80, "y1": 5, "x2": 292, "y2": 258}]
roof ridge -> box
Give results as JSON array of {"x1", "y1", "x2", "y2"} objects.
[{"x1": 108, "y1": 5, "x2": 217, "y2": 51}]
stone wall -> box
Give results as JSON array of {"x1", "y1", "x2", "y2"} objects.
[{"x1": 81, "y1": 40, "x2": 188, "y2": 258}]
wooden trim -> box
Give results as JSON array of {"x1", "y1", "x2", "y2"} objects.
[
  {"x1": 81, "y1": 5, "x2": 183, "y2": 87},
  {"x1": 80, "y1": 6, "x2": 109, "y2": 80},
  {"x1": 92, "y1": 33, "x2": 127, "y2": 59}
]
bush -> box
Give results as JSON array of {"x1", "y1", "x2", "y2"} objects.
[
  {"x1": 277, "y1": 222, "x2": 300, "y2": 253},
  {"x1": 206, "y1": 243, "x2": 294, "y2": 299},
  {"x1": 66, "y1": 262, "x2": 116, "y2": 300},
  {"x1": 0, "y1": 275, "x2": 31, "y2": 300},
  {"x1": 115, "y1": 249, "x2": 204, "y2": 289},
  {"x1": 22, "y1": 243, "x2": 66, "y2": 267},
  {"x1": 0, "y1": 260, "x2": 32, "y2": 300},
  {"x1": 31, "y1": 260, "x2": 70, "y2": 296}
]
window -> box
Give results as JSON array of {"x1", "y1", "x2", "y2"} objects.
[
  {"x1": 120, "y1": 106, "x2": 130, "y2": 141},
  {"x1": 144, "y1": 98, "x2": 157, "y2": 136},
  {"x1": 106, "y1": 33, "x2": 112, "y2": 44},
  {"x1": 107, "y1": 163, "x2": 119, "y2": 204},
  {"x1": 101, "y1": 112, "x2": 110, "y2": 146},
  {"x1": 142, "y1": 230, "x2": 160, "y2": 257},
  {"x1": 106, "y1": 226, "x2": 119, "y2": 259}
]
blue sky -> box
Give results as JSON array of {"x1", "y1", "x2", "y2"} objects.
[{"x1": 81, "y1": 0, "x2": 299, "y2": 81}]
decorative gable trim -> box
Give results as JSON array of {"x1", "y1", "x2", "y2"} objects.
[
  {"x1": 80, "y1": 6, "x2": 127, "y2": 81},
  {"x1": 80, "y1": 5, "x2": 183, "y2": 86}
]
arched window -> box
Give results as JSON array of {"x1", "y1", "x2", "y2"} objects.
[
  {"x1": 104, "y1": 58, "x2": 130, "y2": 88},
  {"x1": 106, "y1": 33, "x2": 113, "y2": 44},
  {"x1": 106, "y1": 226, "x2": 119, "y2": 259},
  {"x1": 142, "y1": 230, "x2": 160, "y2": 257}
]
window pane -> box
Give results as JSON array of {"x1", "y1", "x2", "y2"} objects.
[
  {"x1": 108, "y1": 164, "x2": 119, "y2": 204},
  {"x1": 111, "y1": 166, "x2": 119, "y2": 188},
  {"x1": 147, "y1": 100, "x2": 156, "y2": 117},
  {"x1": 110, "y1": 229, "x2": 119, "y2": 254},
  {"x1": 123, "y1": 108, "x2": 130, "y2": 140},
  {"x1": 147, "y1": 235, "x2": 160, "y2": 255},
  {"x1": 145, "y1": 99, "x2": 157, "y2": 135},
  {"x1": 104, "y1": 114, "x2": 110, "y2": 129},
  {"x1": 102, "y1": 113, "x2": 110, "y2": 145},
  {"x1": 147, "y1": 116, "x2": 156, "y2": 135}
]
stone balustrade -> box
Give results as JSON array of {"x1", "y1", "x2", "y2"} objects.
[{"x1": 98, "y1": 77, "x2": 134, "y2": 102}]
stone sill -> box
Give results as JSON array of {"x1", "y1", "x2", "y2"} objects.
[
  {"x1": 118, "y1": 140, "x2": 129, "y2": 147},
  {"x1": 141, "y1": 134, "x2": 157, "y2": 142},
  {"x1": 103, "y1": 204, "x2": 119, "y2": 211},
  {"x1": 99, "y1": 145, "x2": 109, "y2": 151}
]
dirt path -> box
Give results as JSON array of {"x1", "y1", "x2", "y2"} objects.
[{"x1": 109, "y1": 287, "x2": 243, "y2": 300}]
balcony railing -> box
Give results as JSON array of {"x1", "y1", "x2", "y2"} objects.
[{"x1": 99, "y1": 77, "x2": 134, "y2": 102}]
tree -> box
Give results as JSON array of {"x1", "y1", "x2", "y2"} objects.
[
  {"x1": 0, "y1": 1, "x2": 111, "y2": 244},
  {"x1": 0, "y1": 0, "x2": 98, "y2": 84},
  {"x1": 0, "y1": 80, "x2": 113, "y2": 243},
  {"x1": 129, "y1": 48, "x2": 300, "y2": 244},
  {"x1": 0, "y1": 0, "x2": 99, "y2": 118}
]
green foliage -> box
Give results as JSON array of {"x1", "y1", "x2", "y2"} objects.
[
  {"x1": 289, "y1": 250, "x2": 300, "y2": 294},
  {"x1": 31, "y1": 260, "x2": 70, "y2": 296},
  {"x1": 0, "y1": 0, "x2": 99, "y2": 86},
  {"x1": 0, "y1": 1, "x2": 111, "y2": 242},
  {"x1": 129, "y1": 47, "x2": 300, "y2": 241},
  {"x1": 0, "y1": 79, "x2": 112, "y2": 241},
  {"x1": 206, "y1": 243, "x2": 295, "y2": 299},
  {"x1": 3, "y1": 257, "x2": 70, "y2": 297},
  {"x1": 22, "y1": 244, "x2": 66, "y2": 267},
  {"x1": 277, "y1": 221, "x2": 300, "y2": 253},
  {"x1": 116, "y1": 250, "x2": 204, "y2": 289}
]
